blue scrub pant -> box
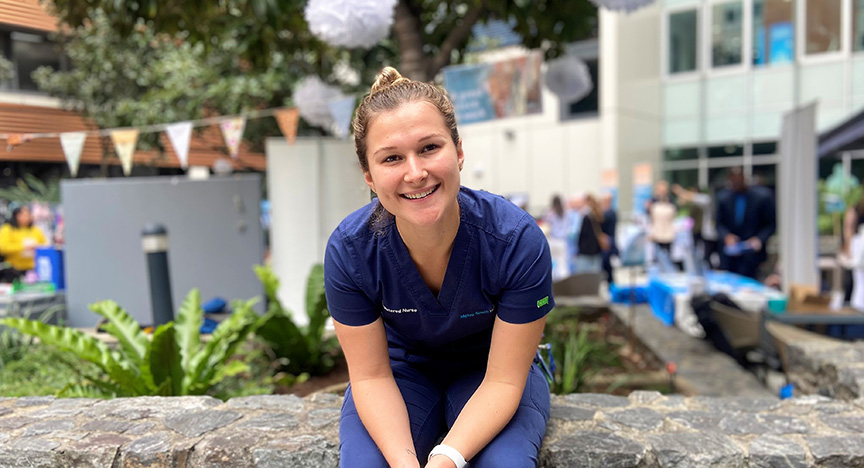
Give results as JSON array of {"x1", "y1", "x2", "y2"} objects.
[{"x1": 339, "y1": 361, "x2": 550, "y2": 468}]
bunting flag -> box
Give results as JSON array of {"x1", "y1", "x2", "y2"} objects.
[
  {"x1": 220, "y1": 117, "x2": 246, "y2": 159},
  {"x1": 328, "y1": 96, "x2": 356, "y2": 139},
  {"x1": 274, "y1": 108, "x2": 300, "y2": 144},
  {"x1": 6, "y1": 133, "x2": 33, "y2": 152},
  {"x1": 59, "y1": 132, "x2": 87, "y2": 177},
  {"x1": 110, "y1": 129, "x2": 139, "y2": 176},
  {"x1": 165, "y1": 121, "x2": 193, "y2": 169}
]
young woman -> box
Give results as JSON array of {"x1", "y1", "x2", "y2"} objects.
[
  {"x1": 0, "y1": 204, "x2": 47, "y2": 275},
  {"x1": 324, "y1": 67, "x2": 554, "y2": 468}
]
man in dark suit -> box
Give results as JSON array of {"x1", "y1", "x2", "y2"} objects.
[{"x1": 715, "y1": 167, "x2": 776, "y2": 279}]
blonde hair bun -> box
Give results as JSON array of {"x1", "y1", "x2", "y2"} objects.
[{"x1": 370, "y1": 67, "x2": 410, "y2": 95}]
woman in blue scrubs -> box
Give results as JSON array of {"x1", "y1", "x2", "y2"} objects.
[{"x1": 324, "y1": 67, "x2": 554, "y2": 468}]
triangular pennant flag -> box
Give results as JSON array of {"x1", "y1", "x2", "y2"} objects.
[
  {"x1": 110, "y1": 129, "x2": 139, "y2": 176},
  {"x1": 165, "y1": 121, "x2": 193, "y2": 169},
  {"x1": 327, "y1": 97, "x2": 356, "y2": 139},
  {"x1": 59, "y1": 132, "x2": 87, "y2": 177},
  {"x1": 220, "y1": 117, "x2": 246, "y2": 159},
  {"x1": 274, "y1": 108, "x2": 300, "y2": 145}
]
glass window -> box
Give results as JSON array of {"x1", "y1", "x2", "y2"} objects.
[
  {"x1": 854, "y1": 0, "x2": 864, "y2": 51},
  {"x1": 753, "y1": 141, "x2": 778, "y2": 155},
  {"x1": 0, "y1": 32, "x2": 10, "y2": 90},
  {"x1": 752, "y1": 164, "x2": 777, "y2": 193},
  {"x1": 664, "y1": 169, "x2": 699, "y2": 190},
  {"x1": 712, "y1": 1, "x2": 744, "y2": 67},
  {"x1": 664, "y1": 147, "x2": 700, "y2": 161},
  {"x1": 11, "y1": 32, "x2": 60, "y2": 91},
  {"x1": 709, "y1": 166, "x2": 732, "y2": 191},
  {"x1": 753, "y1": 0, "x2": 795, "y2": 65},
  {"x1": 708, "y1": 144, "x2": 744, "y2": 158},
  {"x1": 669, "y1": 10, "x2": 698, "y2": 74},
  {"x1": 806, "y1": 0, "x2": 842, "y2": 55}
]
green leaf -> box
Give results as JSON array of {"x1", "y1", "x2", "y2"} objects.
[
  {"x1": 147, "y1": 323, "x2": 184, "y2": 396},
  {"x1": 206, "y1": 359, "x2": 249, "y2": 386},
  {"x1": 305, "y1": 264, "x2": 329, "y2": 349},
  {"x1": 174, "y1": 289, "x2": 203, "y2": 380},
  {"x1": 0, "y1": 317, "x2": 145, "y2": 394},
  {"x1": 253, "y1": 264, "x2": 280, "y2": 303},
  {"x1": 88, "y1": 300, "x2": 148, "y2": 369},
  {"x1": 57, "y1": 383, "x2": 115, "y2": 399},
  {"x1": 188, "y1": 299, "x2": 259, "y2": 394}
]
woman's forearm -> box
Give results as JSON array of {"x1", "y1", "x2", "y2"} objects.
[
  {"x1": 439, "y1": 379, "x2": 524, "y2": 462},
  {"x1": 352, "y1": 376, "x2": 421, "y2": 468}
]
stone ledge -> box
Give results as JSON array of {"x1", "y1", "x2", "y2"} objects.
[
  {"x1": 786, "y1": 340, "x2": 864, "y2": 401},
  {"x1": 1, "y1": 392, "x2": 864, "y2": 467}
]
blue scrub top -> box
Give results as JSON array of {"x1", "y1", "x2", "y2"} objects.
[{"x1": 324, "y1": 187, "x2": 555, "y2": 370}]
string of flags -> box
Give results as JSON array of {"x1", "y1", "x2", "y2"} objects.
[{"x1": 0, "y1": 103, "x2": 344, "y2": 177}]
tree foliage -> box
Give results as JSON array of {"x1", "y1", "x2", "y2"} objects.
[{"x1": 44, "y1": 0, "x2": 596, "y2": 82}]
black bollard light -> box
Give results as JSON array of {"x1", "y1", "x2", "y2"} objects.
[{"x1": 142, "y1": 223, "x2": 174, "y2": 326}]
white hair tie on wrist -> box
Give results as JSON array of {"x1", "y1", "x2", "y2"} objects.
[{"x1": 428, "y1": 444, "x2": 467, "y2": 468}]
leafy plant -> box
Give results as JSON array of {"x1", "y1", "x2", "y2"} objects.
[
  {"x1": 0, "y1": 302, "x2": 64, "y2": 369},
  {"x1": 0, "y1": 54, "x2": 13, "y2": 83},
  {"x1": 0, "y1": 345, "x2": 98, "y2": 397},
  {"x1": 545, "y1": 315, "x2": 622, "y2": 395},
  {"x1": 0, "y1": 173, "x2": 61, "y2": 204},
  {"x1": 0, "y1": 289, "x2": 259, "y2": 398},
  {"x1": 253, "y1": 264, "x2": 340, "y2": 378}
]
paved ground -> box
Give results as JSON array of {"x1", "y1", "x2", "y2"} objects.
[{"x1": 611, "y1": 304, "x2": 774, "y2": 397}]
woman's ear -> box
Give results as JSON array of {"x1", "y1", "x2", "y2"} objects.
[
  {"x1": 457, "y1": 139, "x2": 464, "y2": 171},
  {"x1": 364, "y1": 171, "x2": 376, "y2": 193}
]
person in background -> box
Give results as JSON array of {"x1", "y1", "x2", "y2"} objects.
[
  {"x1": 841, "y1": 196, "x2": 864, "y2": 301},
  {"x1": 599, "y1": 193, "x2": 618, "y2": 284},
  {"x1": 575, "y1": 194, "x2": 605, "y2": 273},
  {"x1": 647, "y1": 181, "x2": 678, "y2": 269},
  {"x1": 0, "y1": 204, "x2": 47, "y2": 276},
  {"x1": 672, "y1": 184, "x2": 719, "y2": 270},
  {"x1": 715, "y1": 167, "x2": 776, "y2": 279},
  {"x1": 544, "y1": 194, "x2": 571, "y2": 280},
  {"x1": 565, "y1": 192, "x2": 586, "y2": 274}
]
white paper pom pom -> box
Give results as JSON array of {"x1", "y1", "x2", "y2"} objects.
[
  {"x1": 294, "y1": 76, "x2": 345, "y2": 129},
  {"x1": 305, "y1": 0, "x2": 398, "y2": 48},
  {"x1": 544, "y1": 56, "x2": 593, "y2": 102}
]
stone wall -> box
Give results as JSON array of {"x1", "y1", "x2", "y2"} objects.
[
  {"x1": 2, "y1": 391, "x2": 864, "y2": 467},
  {"x1": 786, "y1": 340, "x2": 864, "y2": 401}
]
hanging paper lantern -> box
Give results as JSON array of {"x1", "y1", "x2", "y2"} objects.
[
  {"x1": 544, "y1": 56, "x2": 593, "y2": 103},
  {"x1": 588, "y1": 0, "x2": 656, "y2": 13},
  {"x1": 294, "y1": 76, "x2": 345, "y2": 130},
  {"x1": 305, "y1": 0, "x2": 398, "y2": 48}
]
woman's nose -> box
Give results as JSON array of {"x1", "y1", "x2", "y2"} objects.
[{"x1": 404, "y1": 155, "x2": 427, "y2": 183}]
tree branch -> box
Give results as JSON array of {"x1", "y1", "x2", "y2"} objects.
[
  {"x1": 392, "y1": 0, "x2": 429, "y2": 81},
  {"x1": 427, "y1": 2, "x2": 486, "y2": 79}
]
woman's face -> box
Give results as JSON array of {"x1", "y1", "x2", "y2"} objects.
[
  {"x1": 364, "y1": 100, "x2": 464, "y2": 230},
  {"x1": 16, "y1": 207, "x2": 31, "y2": 227}
]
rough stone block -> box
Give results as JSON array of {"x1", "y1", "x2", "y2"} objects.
[
  {"x1": 808, "y1": 436, "x2": 864, "y2": 467},
  {"x1": 605, "y1": 407, "x2": 664, "y2": 430},
  {"x1": 252, "y1": 435, "x2": 338, "y2": 468},
  {"x1": 648, "y1": 431, "x2": 745, "y2": 468},
  {"x1": 226, "y1": 395, "x2": 305, "y2": 413},
  {"x1": 748, "y1": 435, "x2": 808, "y2": 468},
  {"x1": 163, "y1": 410, "x2": 242, "y2": 437},
  {"x1": 540, "y1": 430, "x2": 646, "y2": 468}
]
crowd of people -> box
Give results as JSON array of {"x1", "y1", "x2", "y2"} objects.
[{"x1": 539, "y1": 166, "x2": 778, "y2": 285}]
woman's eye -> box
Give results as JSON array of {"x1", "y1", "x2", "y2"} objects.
[
  {"x1": 422, "y1": 144, "x2": 439, "y2": 153},
  {"x1": 383, "y1": 155, "x2": 399, "y2": 163}
]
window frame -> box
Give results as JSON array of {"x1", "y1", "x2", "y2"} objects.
[
  {"x1": 663, "y1": 4, "x2": 703, "y2": 81},
  {"x1": 797, "y1": 0, "x2": 851, "y2": 64},
  {"x1": 704, "y1": 0, "x2": 751, "y2": 75},
  {"x1": 751, "y1": 0, "x2": 797, "y2": 68}
]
